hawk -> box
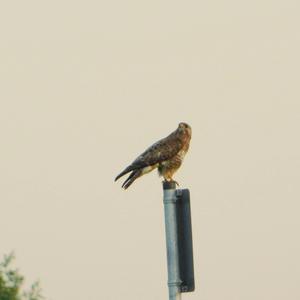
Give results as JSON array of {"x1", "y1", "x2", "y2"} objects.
[{"x1": 115, "y1": 122, "x2": 192, "y2": 189}]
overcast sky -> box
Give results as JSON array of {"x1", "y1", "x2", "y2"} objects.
[{"x1": 1, "y1": 1, "x2": 300, "y2": 300}]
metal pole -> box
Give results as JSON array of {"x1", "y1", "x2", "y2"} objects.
[{"x1": 163, "y1": 181, "x2": 182, "y2": 300}]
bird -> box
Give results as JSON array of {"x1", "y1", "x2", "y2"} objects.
[{"x1": 115, "y1": 122, "x2": 192, "y2": 189}]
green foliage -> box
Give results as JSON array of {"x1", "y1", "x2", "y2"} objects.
[{"x1": 0, "y1": 253, "x2": 44, "y2": 300}]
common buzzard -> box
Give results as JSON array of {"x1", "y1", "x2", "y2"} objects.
[{"x1": 115, "y1": 122, "x2": 192, "y2": 189}]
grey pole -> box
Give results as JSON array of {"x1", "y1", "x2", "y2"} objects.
[{"x1": 163, "y1": 181, "x2": 182, "y2": 300}]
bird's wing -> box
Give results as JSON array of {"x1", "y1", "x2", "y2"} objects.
[
  {"x1": 115, "y1": 134, "x2": 182, "y2": 181},
  {"x1": 134, "y1": 136, "x2": 182, "y2": 167}
]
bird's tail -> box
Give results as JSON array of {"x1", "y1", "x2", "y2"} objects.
[
  {"x1": 121, "y1": 169, "x2": 142, "y2": 189},
  {"x1": 115, "y1": 165, "x2": 135, "y2": 182}
]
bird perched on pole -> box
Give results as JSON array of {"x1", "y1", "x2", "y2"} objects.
[{"x1": 115, "y1": 122, "x2": 192, "y2": 189}]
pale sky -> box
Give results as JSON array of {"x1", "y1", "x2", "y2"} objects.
[{"x1": 1, "y1": 1, "x2": 300, "y2": 300}]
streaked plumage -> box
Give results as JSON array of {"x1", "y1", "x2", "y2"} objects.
[{"x1": 115, "y1": 122, "x2": 192, "y2": 189}]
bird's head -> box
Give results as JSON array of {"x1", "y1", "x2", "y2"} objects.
[{"x1": 178, "y1": 122, "x2": 192, "y2": 137}]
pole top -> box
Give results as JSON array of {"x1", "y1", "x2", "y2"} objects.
[{"x1": 163, "y1": 181, "x2": 177, "y2": 190}]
